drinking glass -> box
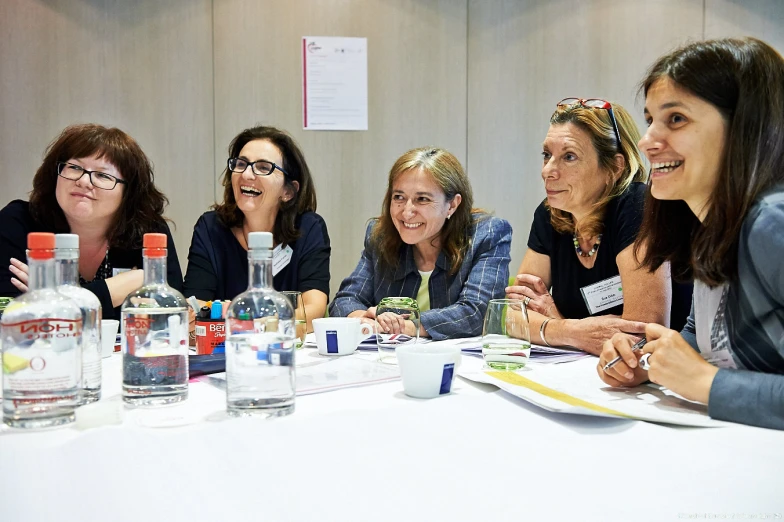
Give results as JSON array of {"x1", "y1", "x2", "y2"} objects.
[
  {"x1": 481, "y1": 299, "x2": 530, "y2": 370},
  {"x1": 281, "y1": 291, "x2": 307, "y2": 349},
  {"x1": 375, "y1": 297, "x2": 420, "y2": 364}
]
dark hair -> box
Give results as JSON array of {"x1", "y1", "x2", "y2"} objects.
[
  {"x1": 371, "y1": 147, "x2": 482, "y2": 275},
  {"x1": 547, "y1": 102, "x2": 646, "y2": 238},
  {"x1": 29, "y1": 123, "x2": 169, "y2": 249},
  {"x1": 213, "y1": 125, "x2": 317, "y2": 246},
  {"x1": 635, "y1": 37, "x2": 784, "y2": 285}
]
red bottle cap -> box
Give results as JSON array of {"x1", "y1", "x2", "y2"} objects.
[
  {"x1": 27, "y1": 232, "x2": 55, "y2": 259},
  {"x1": 143, "y1": 233, "x2": 167, "y2": 258},
  {"x1": 143, "y1": 233, "x2": 167, "y2": 248}
]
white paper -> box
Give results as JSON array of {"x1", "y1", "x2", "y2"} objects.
[
  {"x1": 458, "y1": 356, "x2": 728, "y2": 427},
  {"x1": 302, "y1": 36, "x2": 368, "y2": 130}
]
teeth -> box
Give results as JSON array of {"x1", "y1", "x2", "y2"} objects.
[
  {"x1": 403, "y1": 222, "x2": 422, "y2": 229},
  {"x1": 241, "y1": 185, "x2": 261, "y2": 195},
  {"x1": 651, "y1": 161, "x2": 683, "y2": 169}
]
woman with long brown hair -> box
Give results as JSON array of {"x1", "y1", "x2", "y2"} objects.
[
  {"x1": 330, "y1": 147, "x2": 511, "y2": 340},
  {"x1": 599, "y1": 37, "x2": 784, "y2": 430},
  {"x1": 0, "y1": 123, "x2": 182, "y2": 319}
]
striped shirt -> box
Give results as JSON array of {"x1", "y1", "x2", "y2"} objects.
[
  {"x1": 330, "y1": 215, "x2": 512, "y2": 340},
  {"x1": 681, "y1": 187, "x2": 784, "y2": 429}
]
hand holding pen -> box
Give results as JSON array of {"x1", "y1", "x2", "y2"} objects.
[{"x1": 596, "y1": 333, "x2": 650, "y2": 388}]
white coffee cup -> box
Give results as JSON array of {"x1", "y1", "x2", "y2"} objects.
[
  {"x1": 397, "y1": 345, "x2": 462, "y2": 399},
  {"x1": 101, "y1": 319, "x2": 120, "y2": 358},
  {"x1": 312, "y1": 317, "x2": 373, "y2": 356}
]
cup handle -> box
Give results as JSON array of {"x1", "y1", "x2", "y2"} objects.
[{"x1": 359, "y1": 323, "x2": 374, "y2": 341}]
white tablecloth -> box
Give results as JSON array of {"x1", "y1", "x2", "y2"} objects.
[{"x1": 1, "y1": 350, "x2": 782, "y2": 522}]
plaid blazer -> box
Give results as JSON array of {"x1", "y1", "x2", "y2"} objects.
[{"x1": 330, "y1": 214, "x2": 512, "y2": 340}]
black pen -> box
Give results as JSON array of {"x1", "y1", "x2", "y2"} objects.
[{"x1": 603, "y1": 337, "x2": 647, "y2": 372}]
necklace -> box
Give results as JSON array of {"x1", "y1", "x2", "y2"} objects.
[{"x1": 573, "y1": 233, "x2": 602, "y2": 257}]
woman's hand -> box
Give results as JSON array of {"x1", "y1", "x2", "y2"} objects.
[
  {"x1": 597, "y1": 333, "x2": 649, "y2": 387},
  {"x1": 506, "y1": 274, "x2": 561, "y2": 318},
  {"x1": 8, "y1": 258, "x2": 29, "y2": 292},
  {"x1": 558, "y1": 316, "x2": 647, "y2": 355},
  {"x1": 640, "y1": 323, "x2": 719, "y2": 404}
]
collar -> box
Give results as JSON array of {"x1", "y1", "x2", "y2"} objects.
[{"x1": 391, "y1": 245, "x2": 448, "y2": 281}]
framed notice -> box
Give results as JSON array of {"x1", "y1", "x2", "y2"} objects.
[{"x1": 302, "y1": 36, "x2": 368, "y2": 131}]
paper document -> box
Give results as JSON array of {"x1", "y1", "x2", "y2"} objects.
[
  {"x1": 458, "y1": 356, "x2": 728, "y2": 427},
  {"x1": 435, "y1": 337, "x2": 590, "y2": 364}
]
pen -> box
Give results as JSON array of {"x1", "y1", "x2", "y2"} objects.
[{"x1": 602, "y1": 337, "x2": 647, "y2": 372}]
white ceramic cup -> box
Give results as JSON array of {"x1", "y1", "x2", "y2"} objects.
[
  {"x1": 101, "y1": 319, "x2": 120, "y2": 358},
  {"x1": 396, "y1": 344, "x2": 462, "y2": 399},
  {"x1": 312, "y1": 317, "x2": 373, "y2": 356}
]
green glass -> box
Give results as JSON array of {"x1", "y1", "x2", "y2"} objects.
[
  {"x1": 482, "y1": 299, "x2": 531, "y2": 370},
  {"x1": 375, "y1": 297, "x2": 420, "y2": 364},
  {"x1": 281, "y1": 291, "x2": 306, "y2": 349}
]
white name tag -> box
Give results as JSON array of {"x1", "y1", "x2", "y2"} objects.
[
  {"x1": 272, "y1": 244, "x2": 293, "y2": 276},
  {"x1": 112, "y1": 268, "x2": 132, "y2": 277},
  {"x1": 702, "y1": 349, "x2": 738, "y2": 369},
  {"x1": 579, "y1": 275, "x2": 624, "y2": 315}
]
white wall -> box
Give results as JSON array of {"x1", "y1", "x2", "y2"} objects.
[{"x1": 1, "y1": 0, "x2": 782, "y2": 294}]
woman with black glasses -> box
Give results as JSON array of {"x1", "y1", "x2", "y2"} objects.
[
  {"x1": 182, "y1": 125, "x2": 330, "y2": 329},
  {"x1": 0, "y1": 123, "x2": 182, "y2": 319},
  {"x1": 506, "y1": 100, "x2": 691, "y2": 354}
]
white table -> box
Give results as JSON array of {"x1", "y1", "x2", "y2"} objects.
[{"x1": 1, "y1": 350, "x2": 782, "y2": 522}]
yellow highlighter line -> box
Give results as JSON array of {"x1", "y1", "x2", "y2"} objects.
[{"x1": 486, "y1": 371, "x2": 633, "y2": 419}]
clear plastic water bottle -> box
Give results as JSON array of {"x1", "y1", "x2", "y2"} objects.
[
  {"x1": 121, "y1": 233, "x2": 188, "y2": 406},
  {"x1": 2, "y1": 233, "x2": 83, "y2": 428},
  {"x1": 225, "y1": 232, "x2": 296, "y2": 418},
  {"x1": 55, "y1": 233, "x2": 102, "y2": 404}
]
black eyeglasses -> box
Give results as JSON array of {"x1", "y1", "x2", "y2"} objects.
[
  {"x1": 557, "y1": 98, "x2": 622, "y2": 149},
  {"x1": 57, "y1": 162, "x2": 127, "y2": 190},
  {"x1": 228, "y1": 158, "x2": 289, "y2": 177}
]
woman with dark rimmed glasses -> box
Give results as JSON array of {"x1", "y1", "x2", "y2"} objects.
[
  {"x1": 182, "y1": 125, "x2": 330, "y2": 332},
  {"x1": 506, "y1": 99, "x2": 692, "y2": 354},
  {"x1": 599, "y1": 37, "x2": 784, "y2": 430},
  {"x1": 0, "y1": 123, "x2": 183, "y2": 319}
]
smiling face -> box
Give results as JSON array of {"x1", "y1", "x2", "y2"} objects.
[
  {"x1": 390, "y1": 168, "x2": 461, "y2": 251},
  {"x1": 639, "y1": 78, "x2": 728, "y2": 221},
  {"x1": 54, "y1": 154, "x2": 124, "y2": 225},
  {"x1": 231, "y1": 139, "x2": 291, "y2": 217},
  {"x1": 541, "y1": 123, "x2": 611, "y2": 220}
]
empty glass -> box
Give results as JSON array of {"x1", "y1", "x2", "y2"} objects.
[
  {"x1": 281, "y1": 291, "x2": 307, "y2": 349},
  {"x1": 481, "y1": 299, "x2": 530, "y2": 370},
  {"x1": 375, "y1": 297, "x2": 420, "y2": 364}
]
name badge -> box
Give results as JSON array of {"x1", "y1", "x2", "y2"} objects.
[
  {"x1": 579, "y1": 275, "x2": 624, "y2": 315},
  {"x1": 112, "y1": 268, "x2": 132, "y2": 277},
  {"x1": 702, "y1": 349, "x2": 737, "y2": 369},
  {"x1": 272, "y1": 244, "x2": 293, "y2": 276}
]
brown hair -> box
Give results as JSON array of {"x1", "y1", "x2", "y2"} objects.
[
  {"x1": 29, "y1": 123, "x2": 169, "y2": 249},
  {"x1": 213, "y1": 125, "x2": 317, "y2": 246},
  {"x1": 635, "y1": 37, "x2": 784, "y2": 285},
  {"x1": 371, "y1": 147, "x2": 483, "y2": 275},
  {"x1": 544, "y1": 104, "x2": 647, "y2": 237},
  {"x1": 546, "y1": 102, "x2": 647, "y2": 238}
]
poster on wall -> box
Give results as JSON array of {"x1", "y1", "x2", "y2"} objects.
[{"x1": 302, "y1": 36, "x2": 368, "y2": 131}]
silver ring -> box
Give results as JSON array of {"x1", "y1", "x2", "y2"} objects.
[
  {"x1": 523, "y1": 296, "x2": 531, "y2": 307},
  {"x1": 639, "y1": 353, "x2": 652, "y2": 371}
]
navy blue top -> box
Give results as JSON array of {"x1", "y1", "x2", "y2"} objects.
[
  {"x1": 182, "y1": 210, "x2": 331, "y2": 301},
  {"x1": 0, "y1": 199, "x2": 183, "y2": 320}
]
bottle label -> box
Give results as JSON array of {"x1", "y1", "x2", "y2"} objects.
[{"x1": 2, "y1": 318, "x2": 82, "y2": 393}]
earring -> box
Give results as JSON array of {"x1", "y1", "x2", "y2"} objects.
[{"x1": 446, "y1": 214, "x2": 451, "y2": 220}]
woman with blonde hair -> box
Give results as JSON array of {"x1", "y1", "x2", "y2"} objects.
[
  {"x1": 330, "y1": 147, "x2": 511, "y2": 340},
  {"x1": 507, "y1": 99, "x2": 691, "y2": 354}
]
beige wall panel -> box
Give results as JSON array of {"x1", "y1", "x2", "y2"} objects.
[
  {"x1": 705, "y1": 0, "x2": 784, "y2": 53},
  {"x1": 213, "y1": 0, "x2": 468, "y2": 295},
  {"x1": 0, "y1": 0, "x2": 214, "y2": 271},
  {"x1": 467, "y1": 0, "x2": 703, "y2": 274}
]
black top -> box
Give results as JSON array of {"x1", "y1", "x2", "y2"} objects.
[
  {"x1": 182, "y1": 210, "x2": 331, "y2": 301},
  {"x1": 527, "y1": 182, "x2": 692, "y2": 330},
  {"x1": 0, "y1": 199, "x2": 184, "y2": 320}
]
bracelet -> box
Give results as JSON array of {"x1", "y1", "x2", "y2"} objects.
[{"x1": 539, "y1": 318, "x2": 552, "y2": 347}]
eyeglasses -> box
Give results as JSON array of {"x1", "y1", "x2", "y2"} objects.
[
  {"x1": 557, "y1": 98, "x2": 622, "y2": 149},
  {"x1": 57, "y1": 162, "x2": 127, "y2": 190},
  {"x1": 228, "y1": 157, "x2": 289, "y2": 177}
]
